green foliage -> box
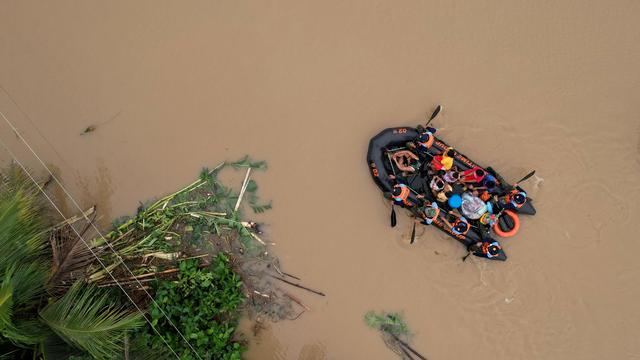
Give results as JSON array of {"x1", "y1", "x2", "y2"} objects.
[
  {"x1": 39, "y1": 282, "x2": 144, "y2": 360},
  {"x1": 141, "y1": 254, "x2": 244, "y2": 360},
  {"x1": 0, "y1": 188, "x2": 49, "y2": 276},
  {"x1": 364, "y1": 311, "x2": 411, "y2": 338},
  {"x1": 229, "y1": 156, "x2": 266, "y2": 170}
]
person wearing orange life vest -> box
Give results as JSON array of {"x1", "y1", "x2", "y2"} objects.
[
  {"x1": 469, "y1": 240, "x2": 502, "y2": 259},
  {"x1": 498, "y1": 189, "x2": 527, "y2": 210},
  {"x1": 417, "y1": 201, "x2": 440, "y2": 225},
  {"x1": 407, "y1": 126, "x2": 437, "y2": 159},
  {"x1": 442, "y1": 211, "x2": 470, "y2": 236},
  {"x1": 431, "y1": 147, "x2": 456, "y2": 172},
  {"x1": 387, "y1": 178, "x2": 424, "y2": 208}
]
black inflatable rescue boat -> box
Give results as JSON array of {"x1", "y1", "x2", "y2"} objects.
[{"x1": 367, "y1": 125, "x2": 536, "y2": 261}]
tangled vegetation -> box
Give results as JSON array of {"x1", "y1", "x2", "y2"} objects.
[{"x1": 1, "y1": 156, "x2": 314, "y2": 359}]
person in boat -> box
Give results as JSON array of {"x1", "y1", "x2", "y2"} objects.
[
  {"x1": 482, "y1": 174, "x2": 498, "y2": 191},
  {"x1": 407, "y1": 125, "x2": 437, "y2": 157},
  {"x1": 469, "y1": 240, "x2": 502, "y2": 259},
  {"x1": 417, "y1": 200, "x2": 440, "y2": 225},
  {"x1": 460, "y1": 166, "x2": 486, "y2": 184},
  {"x1": 430, "y1": 176, "x2": 453, "y2": 203},
  {"x1": 391, "y1": 150, "x2": 420, "y2": 173},
  {"x1": 478, "y1": 212, "x2": 497, "y2": 237},
  {"x1": 443, "y1": 169, "x2": 460, "y2": 184},
  {"x1": 498, "y1": 189, "x2": 527, "y2": 210},
  {"x1": 385, "y1": 177, "x2": 424, "y2": 208},
  {"x1": 442, "y1": 211, "x2": 470, "y2": 236},
  {"x1": 430, "y1": 147, "x2": 456, "y2": 172}
]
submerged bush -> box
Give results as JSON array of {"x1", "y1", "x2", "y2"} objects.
[{"x1": 142, "y1": 254, "x2": 244, "y2": 360}]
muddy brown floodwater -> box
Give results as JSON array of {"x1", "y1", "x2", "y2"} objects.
[{"x1": 2, "y1": 1, "x2": 640, "y2": 359}]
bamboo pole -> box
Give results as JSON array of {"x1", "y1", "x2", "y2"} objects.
[{"x1": 234, "y1": 168, "x2": 252, "y2": 212}]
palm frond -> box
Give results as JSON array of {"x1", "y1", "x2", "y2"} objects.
[
  {"x1": 48, "y1": 226, "x2": 100, "y2": 292},
  {"x1": 0, "y1": 268, "x2": 45, "y2": 346},
  {"x1": 39, "y1": 282, "x2": 144, "y2": 360},
  {"x1": 0, "y1": 188, "x2": 49, "y2": 271}
]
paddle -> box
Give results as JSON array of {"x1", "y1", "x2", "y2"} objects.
[
  {"x1": 387, "y1": 152, "x2": 398, "y2": 227},
  {"x1": 391, "y1": 206, "x2": 397, "y2": 227},
  {"x1": 424, "y1": 104, "x2": 442, "y2": 128},
  {"x1": 514, "y1": 170, "x2": 535, "y2": 187},
  {"x1": 462, "y1": 252, "x2": 472, "y2": 262},
  {"x1": 410, "y1": 221, "x2": 416, "y2": 244}
]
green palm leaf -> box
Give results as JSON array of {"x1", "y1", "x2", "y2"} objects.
[
  {"x1": 0, "y1": 188, "x2": 49, "y2": 272},
  {"x1": 0, "y1": 268, "x2": 45, "y2": 345},
  {"x1": 39, "y1": 283, "x2": 144, "y2": 360}
]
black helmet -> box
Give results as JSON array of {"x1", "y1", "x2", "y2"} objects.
[
  {"x1": 514, "y1": 193, "x2": 526, "y2": 204},
  {"x1": 454, "y1": 222, "x2": 468, "y2": 233},
  {"x1": 488, "y1": 245, "x2": 500, "y2": 256},
  {"x1": 392, "y1": 187, "x2": 402, "y2": 196}
]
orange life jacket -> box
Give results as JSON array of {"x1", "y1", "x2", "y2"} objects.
[
  {"x1": 417, "y1": 132, "x2": 434, "y2": 149},
  {"x1": 503, "y1": 190, "x2": 526, "y2": 209},
  {"x1": 392, "y1": 184, "x2": 414, "y2": 207},
  {"x1": 481, "y1": 241, "x2": 501, "y2": 258},
  {"x1": 451, "y1": 218, "x2": 470, "y2": 236}
]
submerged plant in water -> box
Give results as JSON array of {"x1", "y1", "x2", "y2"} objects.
[{"x1": 364, "y1": 311, "x2": 427, "y2": 360}]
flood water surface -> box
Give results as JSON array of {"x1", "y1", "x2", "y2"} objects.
[{"x1": 2, "y1": 1, "x2": 640, "y2": 359}]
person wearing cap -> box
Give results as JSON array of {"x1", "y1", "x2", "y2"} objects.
[
  {"x1": 418, "y1": 201, "x2": 440, "y2": 225},
  {"x1": 443, "y1": 211, "x2": 469, "y2": 236},
  {"x1": 430, "y1": 147, "x2": 456, "y2": 172}
]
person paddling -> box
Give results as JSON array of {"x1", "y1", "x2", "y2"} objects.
[
  {"x1": 408, "y1": 125, "x2": 437, "y2": 158},
  {"x1": 498, "y1": 189, "x2": 527, "y2": 210},
  {"x1": 443, "y1": 211, "x2": 470, "y2": 236},
  {"x1": 385, "y1": 177, "x2": 424, "y2": 208},
  {"x1": 469, "y1": 240, "x2": 502, "y2": 259},
  {"x1": 417, "y1": 201, "x2": 440, "y2": 225}
]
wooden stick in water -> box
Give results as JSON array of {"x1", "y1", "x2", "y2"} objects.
[
  {"x1": 389, "y1": 333, "x2": 428, "y2": 360},
  {"x1": 283, "y1": 291, "x2": 311, "y2": 311},
  {"x1": 269, "y1": 275, "x2": 325, "y2": 296}
]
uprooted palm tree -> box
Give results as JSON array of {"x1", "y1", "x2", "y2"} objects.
[{"x1": 0, "y1": 166, "x2": 143, "y2": 359}]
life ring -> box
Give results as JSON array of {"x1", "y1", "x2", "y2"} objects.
[{"x1": 493, "y1": 209, "x2": 520, "y2": 237}]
